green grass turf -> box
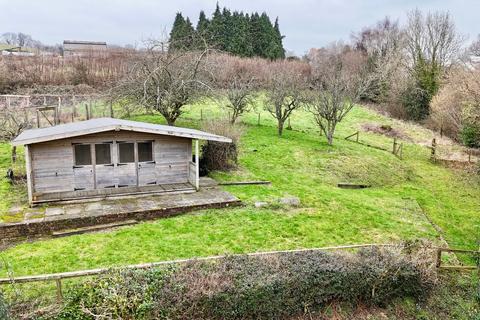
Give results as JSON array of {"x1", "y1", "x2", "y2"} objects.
[{"x1": 0, "y1": 100, "x2": 478, "y2": 277}]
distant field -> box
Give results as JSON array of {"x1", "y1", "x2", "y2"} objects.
[{"x1": 0, "y1": 100, "x2": 479, "y2": 278}]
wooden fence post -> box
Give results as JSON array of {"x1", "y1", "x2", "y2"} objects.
[
  {"x1": 55, "y1": 96, "x2": 61, "y2": 125},
  {"x1": 36, "y1": 109, "x2": 40, "y2": 128},
  {"x1": 392, "y1": 138, "x2": 397, "y2": 155},
  {"x1": 431, "y1": 138, "x2": 437, "y2": 162},
  {"x1": 436, "y1": 249, "x2": 442, "y2": 268},
  {"x1": 71, "y1": 96, "x2": 76, "y2": 122},
  {"x1": 25, "y1": 96, "x2": 30, "y2": 123},
  {"x1": 109, "y1": 101, "x2": 114, "y2": 118},
  {"x1": 55, "y1": 279, "x2": 63, "y2": 302},
  {"x1": 200, "y1": 109, "x2": 203, "y2": 121},
  {"x1": 85, "y1": 104, "x2": 90, "y2": 120}
]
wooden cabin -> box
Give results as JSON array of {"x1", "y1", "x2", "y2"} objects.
[{"x1": 12, "y1": 118, "x2": 231, "y2": 205}]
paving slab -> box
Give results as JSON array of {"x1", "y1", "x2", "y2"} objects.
[
  {"x1": 0, "y1": 186, "x2": 241, "y2": 241},
  {"x1": 45, "y1": 207, "x2": 65, "y2": 217},
  {"x1": 65, "y1": 206, "x2": 83, "y2": 216},
  {"x1": 85, "y1": 202, "x2": 102, "y2": 212}
]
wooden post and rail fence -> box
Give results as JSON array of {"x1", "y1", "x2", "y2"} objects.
[
  {"x1": 0, "y1": 244, "x2": 477, "y2": 302},
  {"x1": 345, "y1": 131, "x2": 404, "y2": 159},
  {"x1": 0, "y1": 94, "x2": 105, "y2": 129},
  {"x1": 429, "y1": 138, "x2": 479, "y2": 164}
]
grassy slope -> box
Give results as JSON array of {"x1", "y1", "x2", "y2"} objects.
[
  {"x1": 0, "y1": 102, "x2": 479, "y2": 278},
  {"x1": 0, "y1": 144, "x2": 26, "y2": 219}
]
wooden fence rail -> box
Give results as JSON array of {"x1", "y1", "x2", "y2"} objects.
[
  {"x1": 436, "y1": 247, "x2": 479, "y2": 270},
  {"x1": 1, "y1": 244, "x2": 477, "y2": 302},
  {"x1": 345, "y1": 131, "x2": 404, "y2": 159},
  {"x1": 0, "y1": 244, "x2": 397, "y2": 301}
]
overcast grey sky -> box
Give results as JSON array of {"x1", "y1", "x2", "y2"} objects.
[{"x1": 0, "y1": 0, "x2": 479, "y2": 55}]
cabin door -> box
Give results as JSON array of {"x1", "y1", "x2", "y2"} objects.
[
  {"x1": 116, "y1": 142, "x2": 138, "y2": 187},
  {"x1": 73, "y1": 144, "x2": 94, "y2": 191},
  {"x1": 137, "y1": 141, "x2": 156, "y2": 186},
  {"x1": 94, "y1": 143, "x2": 115, "y2": 189}
]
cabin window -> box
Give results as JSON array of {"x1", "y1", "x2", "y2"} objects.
[
  {"x1": 95, "y1": 143, "x2": 112, "y2": 165},
  {"x1": 138, "y1": 141, "x2": 153, "y2": 162},
  {"x1": 118, "y1": 142, "x2": 135, "y2": 163},
  {"x1": 74, "y1": 144, "x2": 92, "y2": 166}
]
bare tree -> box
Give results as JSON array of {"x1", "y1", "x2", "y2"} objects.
[
  {"x1": 112, "y1": 40, "x2": 211, "y2": 126},
  {"x1": 468, "y1": 34, "x2": 480, "y2": 57},
  {"x1": 430, "y1": 65, "x2": 480, "y2": 142},
  {"x1": 1, "y1": 32, "x2": 36, "y2": 49},
  {"x1": 351, "y1": 17, "x2": 406, "y2": 103},
  {"x1": 210, "y1": 54, "x2": 258, "y2": 124},
  {"x1": 264, "y1": 61, "x2": 310, "y2": 136},
  {"x1": 405, "y1": 9, "x2": 463, "y2": 71},
  {"x1": 1, "y1": 32, "x2": 18, "y2": 45},
  {"x1": 307, "y1": 45, "x2": 364, "y2": 145}
]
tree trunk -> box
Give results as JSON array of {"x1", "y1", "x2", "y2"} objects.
[
  {"x1": 277, "y1": 120, "x2": 284, "y2": 136},
  {"x1": 11, "y1": 146, "x2": 17, "y2": 163},
  {"x1": 327, "y1": 131, "x2": 334, "y2": 145}
]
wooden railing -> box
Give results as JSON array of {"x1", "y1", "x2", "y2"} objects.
[
  {"x1": 0, "y1": 244, "x2": 395, "y2": 301},
  {"x1": 345, "y1": 131, "x2": 404, "y2": 159}
]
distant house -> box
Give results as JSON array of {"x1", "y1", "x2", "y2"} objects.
[
  {"x1": 62, "y1": 40, "x2": 107, "y2": 56},
  {"x1": 12, "y1": 118, "x2": 231, "y2": 205},
  {"x1": 1, "y1": 46, "x2": 35, "y2": 56}
]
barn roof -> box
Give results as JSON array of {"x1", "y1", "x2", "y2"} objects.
[
  {"x1": 12, "y1": 118, "x2": 232, "y2": 146},
  {"x1": 63, "y1": 40, "x2": 107, "y2": 46}
]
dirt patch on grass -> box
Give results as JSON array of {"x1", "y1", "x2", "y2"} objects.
[{"x1": 362, "y1": 123, "x2": 411, "y2": 141}]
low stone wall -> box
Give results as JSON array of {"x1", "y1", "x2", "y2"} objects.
[{"x1": 1, "y1": 200, "x2": 241, "y2": 242}]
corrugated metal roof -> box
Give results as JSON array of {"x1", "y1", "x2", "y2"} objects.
[{"x1": 13, "y1": 118, "x2": 232, "y2": 146}]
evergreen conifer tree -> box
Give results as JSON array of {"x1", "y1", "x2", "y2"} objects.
[
  {"x1": 195, "y1": 10, "x2": 210, "y2": 49},
  {"x1": 170, "y1": 12, "x2": 195, "y2": 51},
  {"x1": 169, "y1": 5, "x2": 285, "y2": 58},
  {"x1": 273, "y1": 17, "x2": 286, "y2": 59}
]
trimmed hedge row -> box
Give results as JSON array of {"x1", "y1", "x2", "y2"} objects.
[{"x1": 11, "y1": 245, "x2": 438, "y2": 319}]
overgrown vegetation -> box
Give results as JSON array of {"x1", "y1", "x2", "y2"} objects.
[
  {"x1": 200, "y1": 120, "x2": 244, "y2": 173},
  {"x1": 7, "y1": 245, "x2": 438, "y2": 319}
]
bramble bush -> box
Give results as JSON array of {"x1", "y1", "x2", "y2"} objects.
[
  {"x1": 32, "y1": 244, "x2": 437, "y2": 320},
  {"x1": 199, "y1": 120, "x2": 244, "y2": 174}
]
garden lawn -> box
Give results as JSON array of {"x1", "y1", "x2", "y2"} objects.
[{"x1": 0, "y1": 101, "x2": 479, "y2": 277}]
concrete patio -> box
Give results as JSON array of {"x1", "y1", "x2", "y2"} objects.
[{"x1": 0, "y1": 178, "x2": 241, "y2": 241}]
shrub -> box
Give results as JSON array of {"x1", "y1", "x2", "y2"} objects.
[
  {"x1": 0, "y1": 291, "x2": 10, "y2": 320},
  {"x1": 55, "y1": 268, "x2": 172, "y2": 320},
  {"x1": 199, "y1": 120, "x2": 244, "y2": 174},
  {"x1": 38, "y1": 244, "x2": 436, "y2": 320},
  {"x1": 401, "y1": 82, "x2": 432, "y2": 121},
  {"x1": 461, "y1": 124, "x2": 480, "y2": 148}
]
